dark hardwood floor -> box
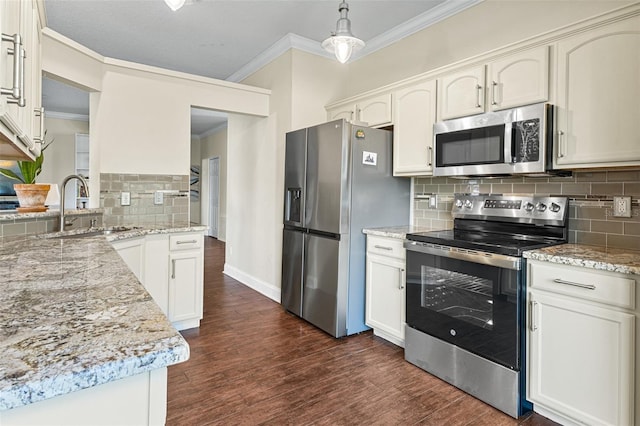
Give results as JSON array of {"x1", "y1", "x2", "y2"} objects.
[{"x1": 166, "y1": 237, "x2": 557, "y2": 425}]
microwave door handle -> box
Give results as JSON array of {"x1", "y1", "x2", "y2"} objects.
[{"x1": 506, "y1": 123, "x2": 516, "y2": 164}]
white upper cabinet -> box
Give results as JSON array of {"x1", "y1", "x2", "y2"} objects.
[
  {"x1": 554, "y1": 15, "x2": 640, "y2": 168},
  {"x1": 438, "y1": 46, "x2": 549, "y2": 121},
  {"x1": 0, "y1": 0, "x2": 42, "y2": 160},
  {"x1": 326, "y1": 92, "x2": 392, "y2": 128},
  {"x1": 356, "y1": 93, "x2": 392, "y2": 127},
  {"x1": 392, "y1": 79, "x2": 437, "y2": 176},
  {"x1": 487, "y1": 46, "x2": 549, "y2": 111},
  {"x1": 438, "y1": 65, "x2": 486, "y2": 120}
]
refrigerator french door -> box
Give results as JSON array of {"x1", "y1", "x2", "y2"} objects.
[{"x1": 282, "y1": 120, "x2": 410, "y2": 338}]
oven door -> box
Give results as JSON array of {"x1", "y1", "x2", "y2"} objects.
[{"x1": 404, "y1": 242, "x2": 522, "y2": 370}]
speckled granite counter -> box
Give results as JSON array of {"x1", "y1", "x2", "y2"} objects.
[
  {"x1": 0, "y1": 228, "x2": 194, "y2": 411},
  {"x1": 524, "y1": 244, "x2": 640, "y2": 276},
  {"x1": 363, "y1": 225, "x2": 444, "y2": 240},
  {"x1": 0, "y1": 208, "x2": 103, "y2": 221}
]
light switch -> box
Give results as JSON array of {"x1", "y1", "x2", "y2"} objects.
[
  {"x1": 154, "y1": 191, "x2": 164, "y2": 205},
  {"x1": 121, "y1": 192, "x2": 131, "y2": 206}
]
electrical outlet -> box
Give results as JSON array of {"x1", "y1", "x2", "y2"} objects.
[
  {"x1": 428, "y1": 194, "x2": 438, "y2": 209},
  {"x1": 121, "y1": 192, "x2": 131, "y2": 206},
  {"x1": 154, "y1": 191, "x2": 164, "y2": 205},
  {"x1": 613, "y1": 196, "x2": 631, "y2": 218}
]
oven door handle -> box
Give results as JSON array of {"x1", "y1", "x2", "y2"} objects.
[{"x1": 403, "y1": 241, "x2": 521, "y2": 270}]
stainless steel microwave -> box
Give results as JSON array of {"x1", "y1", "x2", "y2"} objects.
[{"x1": 433, "y1": 103, "x2": 561, "y2": 177}]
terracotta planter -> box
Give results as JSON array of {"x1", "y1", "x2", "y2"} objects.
[{"x1": 14, "y1": 184, "x2": 51, "y2": 213}]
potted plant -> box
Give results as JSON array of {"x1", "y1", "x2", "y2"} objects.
[{"x1": 0, "y1": 140, "x2": 53, "y2": 212}]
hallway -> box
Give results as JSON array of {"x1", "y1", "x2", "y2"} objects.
[{"x1": 166, "y1": 237, "x2": 555, "y2": 425}]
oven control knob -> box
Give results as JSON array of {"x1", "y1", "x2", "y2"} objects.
[
  {"x1": 455, "y1": 199, "x2": 464, "y2": 208},
  {"x1": 549, "y1": 202, "x2": 561, "y2": 213},
  {"x1": 524, "y1": 202, "x2": 535, "y2": 212},
  {"x1": 536, "y1": 203, "x2": 547, "y2": 212},
  {"x1": 464, "y1": 200, "x2": 473, "y2": 209}
]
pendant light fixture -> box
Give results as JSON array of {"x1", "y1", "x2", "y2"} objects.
[
  {"x1": 321, "y1": 1, "x2": 365, "y2": 64},
  {"x1": 164, "y1": 0, "x2": 186, "y2": 11}
]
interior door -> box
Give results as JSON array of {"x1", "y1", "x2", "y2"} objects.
[
  {"x1": 208, "y1": 157, "x2": 219, "y2": 238},
  {"x1": 303, "y1": 233, "x2": 341, "y2": 336}
]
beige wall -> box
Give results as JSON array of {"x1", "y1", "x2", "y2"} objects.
[
  {"x1": 37, "y1": 116, "x2": 89, "y2": 208},
  {"x1": 341, "y1": 0, "x2": 634, "y2": 98},
  {"x1": 42, "y1": 30, "x2": 270, "y2": 208},
  {"x1": 199, "y1": 127, "x2": 228, "y2": 241}
]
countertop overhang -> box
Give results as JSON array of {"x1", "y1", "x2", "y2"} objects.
[{"x1": 0, "y1": 227, "x2": 203, "y2": 411}]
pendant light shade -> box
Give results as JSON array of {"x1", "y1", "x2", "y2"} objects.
[
  {"x1": 164, "y1": 0, "x2": 186, "y2": 11},
  {"x1": 322, "y1": 1, "x2": 365, "y2": 64}
]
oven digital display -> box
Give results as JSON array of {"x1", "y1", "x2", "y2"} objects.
[{"x1": 484, "y1": 199, "x2": 522, "y2": 209}]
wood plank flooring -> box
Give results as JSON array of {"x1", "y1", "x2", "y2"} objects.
[{"x1": 166, "y1": 237, "x2": 558, "y2": 425}]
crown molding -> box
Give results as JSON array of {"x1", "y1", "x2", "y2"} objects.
[
  {"x1": 352, "y1": 0, "x2": 483, "y2": 60},
  {"x1": 227, "y1": 0, "x2": 483, "y2": 83},
  {"x1": 44, "y1": 110, "x2": 90, "y2": 122},
  {"x1": 226, "y1": 33, "x2": 332, "y2": 82}
]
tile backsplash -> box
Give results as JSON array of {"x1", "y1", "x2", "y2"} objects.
[
  {"x1": 414, "y1": 170, "x2": 640, "y2": 251},
  {"x1": 100, "y1": 173, "x2": 189, "y2": 228}
]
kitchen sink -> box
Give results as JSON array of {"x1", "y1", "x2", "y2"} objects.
[{"x1": 42, "y1": 226, "x2": 141, "y2": 239}]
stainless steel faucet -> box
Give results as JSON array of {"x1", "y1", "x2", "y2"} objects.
[{"x1": 59, "y1": 174, "x2": 90, "y2": 231}]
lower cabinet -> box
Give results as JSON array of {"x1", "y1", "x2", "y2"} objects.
[
  {"x1": 112, "y1": 231, "x2": 204, "y2": 331},
  {"x1": 526, "y1": 260, "x2": 636, "y2": 426},
  {"x1": 365, "y1": 235, "x2": 406, "y2": 347},
  {"x1": 168, "y1": 234, "x2": 203, "y2": 327}
]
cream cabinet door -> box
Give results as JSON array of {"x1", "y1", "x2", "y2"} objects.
[
  {"x1": 555, "y1": 15, "x2": 640, "y2": 168},
  {"x1": 487, "y1": 46, "x2": 549, "y2": 111},
  {"x1": 327, "y1": 106, "x2": 355, "y2": 122},
  {"x1": 356, "y1": 93, "x2": 392, "y2": 127},
  {"x1": 366, "y1": 253, "x2": 405, "y2": 346},
  {"x1": 393, "y1": 80, "x2": 437, "y2": 176},
  {"x1": 528, "y1": 290, "x2": 635, "y2": 426},
  {"x1": 438, "y1": 65, "x2": 485, "y2": 120},
  {"x1": 169, "y1": 249, "x2": 203, "y2": 326},
  {"x1": 365, "y1": 235, "x2": 406, "y2": 347}
]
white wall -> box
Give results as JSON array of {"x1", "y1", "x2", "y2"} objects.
[
  {"x1": 224, "y1": 113, "x2": 280, "y2": 300},
  {"x1": 42, "y1": 30, "x2": 270, "y2": 208},
  {"x1": 200, "y1": 127, "x2": 227, "y2": 241},
  {"x1": 37, "y1": 117, "x2": 89, "y2": 209}
]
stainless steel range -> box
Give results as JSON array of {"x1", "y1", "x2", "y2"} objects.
[{"x1": 403, "y1": 193, "x2": 569, "y2": 418}]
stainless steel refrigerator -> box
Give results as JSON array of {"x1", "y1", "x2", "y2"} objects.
[{"x1": 281, "y1": 119, "x2": 410, "y2": 337}]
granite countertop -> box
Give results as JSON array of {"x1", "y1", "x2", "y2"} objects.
[
  {"x1": 0, "y1": 227, "x2": 198, "y2": 411},
  {"x1": 363, "y1": 225, "x2": 444, "y2": 240},
  {"x1": 524, "y1": 244, "x2": 640, "y2": 276},
  {"x1": 0, "y1": 208, "x2": 103, "y2": 221}
]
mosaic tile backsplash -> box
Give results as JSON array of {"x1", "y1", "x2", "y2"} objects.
[
  {"x1": 414, "y1": 170, "x2": 640, "y2": 251},
  {"x1": 100, "y1": 173, "x2": 190, "y2": 228}
]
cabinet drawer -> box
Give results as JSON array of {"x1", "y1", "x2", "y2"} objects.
[
  {"x1": 169, "y1": 233, "x2": 202, "y2": 251},
  {"x1": 528, "y1": 261, "x2": 636, "y2": 310},
  {"x1": 366, "y1": 235, "x2": 405, "y2": 260}
]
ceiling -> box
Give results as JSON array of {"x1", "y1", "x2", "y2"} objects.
[{"x1": 41, "y1": 0, "x2": 479, "y2": 136}]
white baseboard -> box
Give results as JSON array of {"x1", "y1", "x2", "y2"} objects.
[{"x1": 223, "y1": 263, "x2": 281, "y2": 303}]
